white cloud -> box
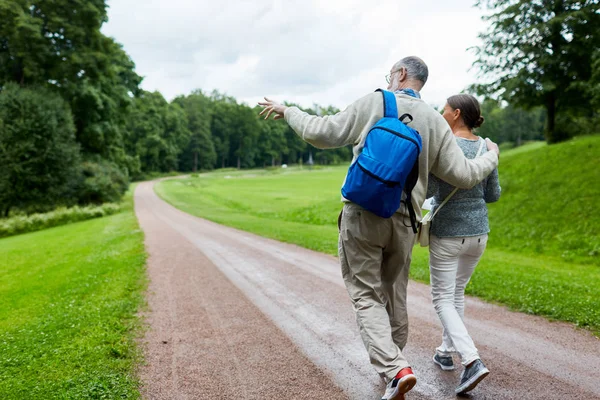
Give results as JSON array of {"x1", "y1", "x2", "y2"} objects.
[{"x1": 103, "y1": 0, "x2": 488, "y2": 110}]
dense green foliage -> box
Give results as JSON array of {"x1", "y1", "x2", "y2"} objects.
[
  {"x1": 473, "y1": 0, "x2": 600, "y2": 143},
  {"x1": 0, "y1": 0, "x2": 351, "y2": 213},
  {"x1": 125, "y1": 91, "x2": 190, "y2": 176},
  {"x1": 156, "y1": 137, "x2": 600, "y2": 335},
  {"x1": 476, "y1": 98, "x2": 546, "y2": 146},
  {"x1": 172, "y1": 90, "x2": 216, "y2": 172},
  {"x1": 77, "y1": 160, "x2": 130, "y2": 204},
  {"x1": 0, "y1": 0, "x2": 142, "y2": 166},
  {"x1": 0, "y1": 83, "x2": 80, "y2": 216},
  {"x1": 0, "y1": 202, "x2": 120, "y2": 238},
  {"x1": 0, "y1": 0, "x2": 139, "y2": 213},
  {"x1": 0, "y1": 189, "x2": 146, "y2": 398}
]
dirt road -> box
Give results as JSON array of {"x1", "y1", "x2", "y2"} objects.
[{"x1": 134, "y1": 181, "x2": 599, "y2": 400}]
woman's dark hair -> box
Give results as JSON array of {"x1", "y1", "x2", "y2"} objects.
[{"x1": 447, "y1": 94, "x2": 485, "y2": 129}]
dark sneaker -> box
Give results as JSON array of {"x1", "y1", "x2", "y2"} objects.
[
  {"x1": 455, "y1": 359, "x2": 490, "y2": 394},
  {"x1": 381, "y1": 367, "x2": 417, "y2": 400},
  {"x1": 433, "y1": 353, "x2": 455, "y2": 371}
]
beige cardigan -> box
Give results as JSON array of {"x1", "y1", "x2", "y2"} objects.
[{"x1": 284, "y1": 91, "x2": 499, "y2": 220}]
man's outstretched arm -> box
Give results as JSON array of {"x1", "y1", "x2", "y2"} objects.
[{"x1": 259, "y1": 94, "x2": 378, "y2": 149}]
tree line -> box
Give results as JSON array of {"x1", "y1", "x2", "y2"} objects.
[
  {"x1": 0, "y1": 1, "x2": 351, "y2": 216},
  {"x1": 1, "y1": 0, "x2": 598, "y2": 216}
]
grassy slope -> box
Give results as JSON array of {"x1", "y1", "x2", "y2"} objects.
[
  {"x1": 0, "y1": 188, "x2": 146, "y2": 399},
  {"x1": 488, "y1": 135, "x2": 599, "y2": 265},
  {"x1": 155, "y1": 138, "x2": 600, "y2": 335}
]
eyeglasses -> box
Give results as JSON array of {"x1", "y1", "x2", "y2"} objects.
[{"x1": 385, "y1": 67, "x2": 404, "y2": 84}]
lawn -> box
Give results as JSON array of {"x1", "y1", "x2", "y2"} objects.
[
  {"x1": 155, "y1": 137, "x2": 600, "y2": 336},
  {"x1": 0, "y1": 188, "x2": 146, "y2": 399},
  {"x1": 487, "y1": 136, "x2": 599, "y2": 265}
]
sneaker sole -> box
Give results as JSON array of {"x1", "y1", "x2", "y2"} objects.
[
  {"x1": 433, "y1": 355, "x2": 455, "y2": 371},
  {"x1": 397, "y1": 375, "x2": 417, "y2": 394},
  {"x1": 455, "y1": 368, "x2": 490, "y2": 394},
  {"x1": 383, "y1": 375, "x2": 417, "y2": 400}
]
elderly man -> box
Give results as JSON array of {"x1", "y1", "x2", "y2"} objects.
[{"x1": 259, "y1": 56, "x2": 499, "y2": 400}]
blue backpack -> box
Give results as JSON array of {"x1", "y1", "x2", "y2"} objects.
[{"x1": 341, "y1": 89, "x2": 422, "y2": 232}]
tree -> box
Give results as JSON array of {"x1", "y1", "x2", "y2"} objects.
[
  {"x1": 125, "y1": 91, "x2": 190, "y2": 175},
  {"x1": 254, "y1": 109, "x2": 289, "y2": 167},
  {"x1": 173, "y1": 90, "x2": 217, "y2": 171},
  {"x1": 230, "y1": 104, "x2": 260, "y2": 169},
  {"x1": 0, "y1": 83, "x2": 80, "y2": 216},
  {"x1": 0, "y1": 0, "x2": 108, "y2": 85},
  {"x1": 77, "y1": 159, "x2": 129, "y2": 205},
  {"x1": 0, "y1": 0, "x2": 142, "y2": 170},
  {"x1": 64, "y1": 38, "x2": 141, "y2": 171},
  {"x1": 477, "y1": 98, "x2": 546, "y2": 145},
  {"x1": 590, "y1": 49, "x2": 600, "y2": 111},
  {"x1": 209, "y1": 91, "x2": 238, "y2": 168},
  {"x1": 473, "y1": 0, "x2": 600, "y2": 143}
]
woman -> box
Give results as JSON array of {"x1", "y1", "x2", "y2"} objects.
[{"x1": 427, "y1": 94, "x2": 501, "y2": 394}]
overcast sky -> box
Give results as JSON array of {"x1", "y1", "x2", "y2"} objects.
[{"x1": 102, "y1": 0, "x2": 489, "y2": 110}]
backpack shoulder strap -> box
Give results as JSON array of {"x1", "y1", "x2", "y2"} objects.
[
  {"x1": 375, "y1": 89, "x2": 398, "y2": 119},
  {"x1": 403, "y1": 160, "x2": 420, "y2": 234}
]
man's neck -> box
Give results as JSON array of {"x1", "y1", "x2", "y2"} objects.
[
  {"x1": 395, "y1": 87, "x2": 421, "y2": 99},
  {"x1": 397, "y1": 81, "x2": 421, "y2": 92}
]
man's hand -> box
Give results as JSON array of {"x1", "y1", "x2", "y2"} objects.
[
  {"x1": 258, "y1": 97, "x2": 287, "y2": 120},
  {"x1": 485, "y1": 138, "x2": 499, "y2": 157}
]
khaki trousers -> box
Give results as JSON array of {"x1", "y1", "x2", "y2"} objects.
[{"x1": 338, "y1": 203, "x2": 415, "y2": 381}]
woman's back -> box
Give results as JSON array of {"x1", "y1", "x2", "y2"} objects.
[{"x1": 428, "y1": 137, "x2": 501, "y2": 238}]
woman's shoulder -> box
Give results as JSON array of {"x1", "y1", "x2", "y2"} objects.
[
  {"x1": 455, "y1": 136, "x2": 482, "y2": 144},
  {"x1": 455, "y1": 136, "x2": 487, "y2": 156}
]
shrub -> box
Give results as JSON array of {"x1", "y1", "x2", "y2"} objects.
[
  {"x1": 0, "y1": 83, "x2": 80, "y2": 216},
  {"x1": 0, "y1": 203, "x2": 121, "y2": 238},
  {"x1": 77, "y1": 160, "x2": 129, "y2": 205}
]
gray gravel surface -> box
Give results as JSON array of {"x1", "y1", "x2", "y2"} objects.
[{"x1": 135, "y1": 181, "x2": 600, "y2": 400}]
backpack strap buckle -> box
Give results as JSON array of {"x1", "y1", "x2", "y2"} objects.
[{"x1": 399, "y1": 113, "x2": 413, "y2": 124}]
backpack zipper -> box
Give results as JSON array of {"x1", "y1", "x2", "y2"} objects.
[
  {"x1": 356, "y1": 162, "x2": 399, "y2": 187},
  {"x1": 370, "y1": 126, "x2": 421, "y2": 149}
]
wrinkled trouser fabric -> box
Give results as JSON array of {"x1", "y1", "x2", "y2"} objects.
[
  {"x1": 338, "y1": 203, "x2": 415, "y2": 381},
  {"x1": 429, "y1": 234, "x2": 488, "y2": 366}
]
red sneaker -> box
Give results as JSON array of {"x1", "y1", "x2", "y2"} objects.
[{"x1": 381, "y1": 367, "x2": 417, "y2": 400}]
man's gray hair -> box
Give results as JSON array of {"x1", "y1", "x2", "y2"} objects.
[{"x1": 394, "y1": 56, "x2": 429, "y2": 85}]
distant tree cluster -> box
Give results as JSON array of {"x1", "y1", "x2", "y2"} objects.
[{"x1": 475, "y1": 98, "x2": 546, "y2": 146}]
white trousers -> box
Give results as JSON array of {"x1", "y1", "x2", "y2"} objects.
[{"x1": 429, "y1": 234, "x2": 488, "y2": 366}]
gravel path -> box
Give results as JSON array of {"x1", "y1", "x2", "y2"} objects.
[{"x1": 135, "y1": 181, "x2": 600, "y2": 400}]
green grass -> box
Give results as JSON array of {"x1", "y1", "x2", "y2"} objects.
[
  {"x1": 156, "y1": 138, "x2": 600, "y2": 336},
  {"x1": 488, "y1": 136, "x2": 599, "y2": 265},
  {"x1": 155, "y1": 166, "x2": 346, "y2": 254},
  {"x1": 0, "y1": 187, "x2": 146, "y2": 399}
]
